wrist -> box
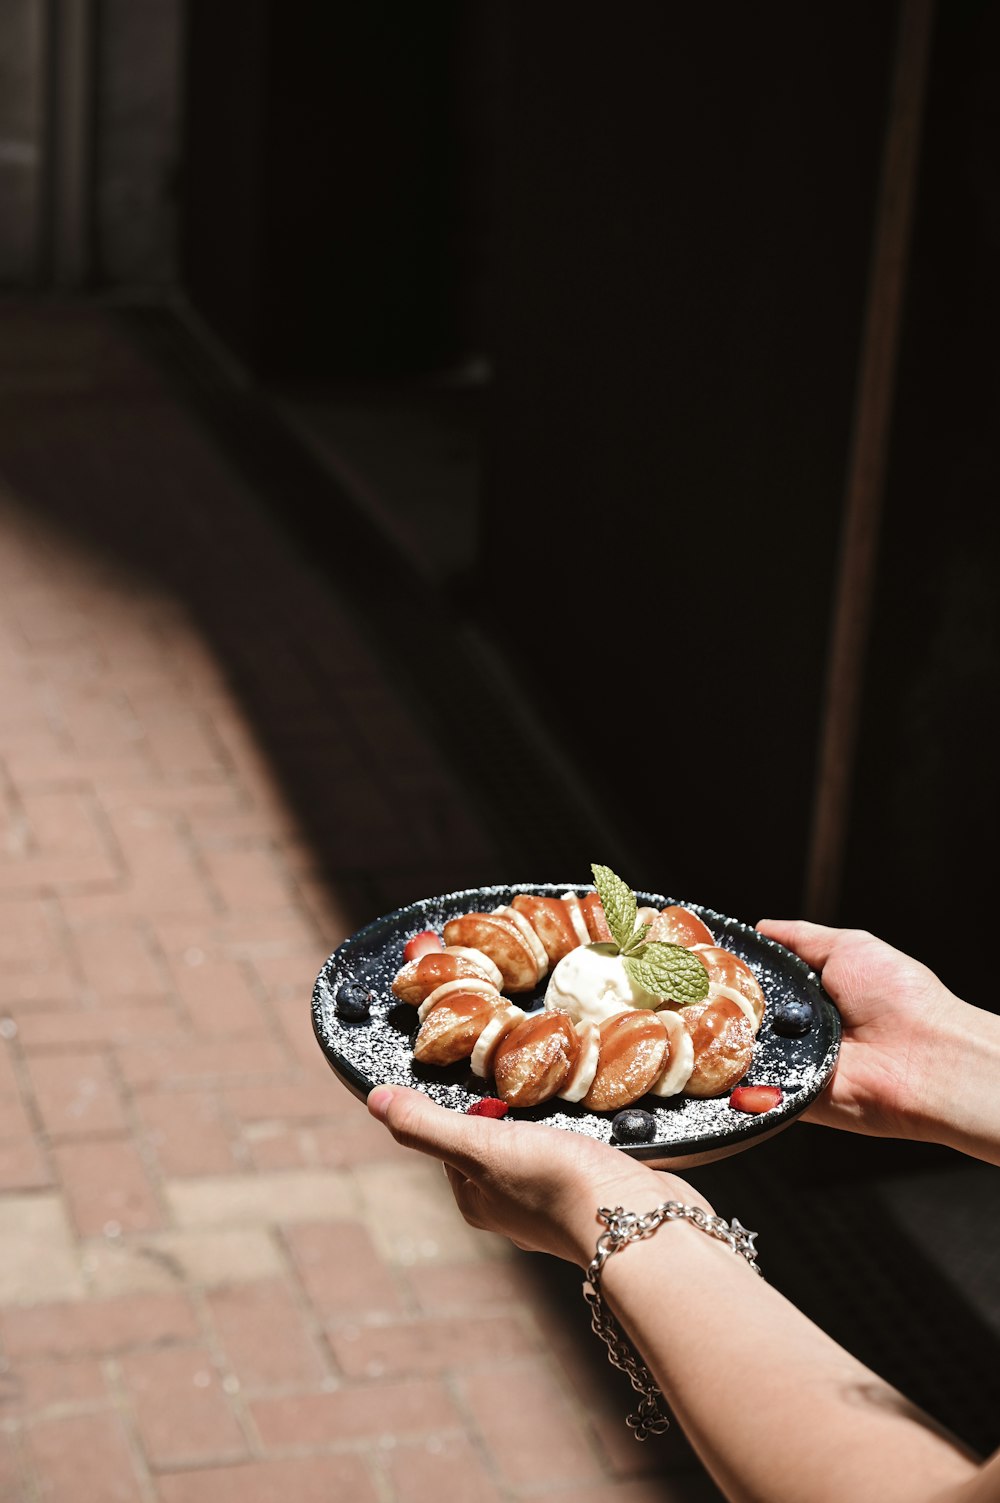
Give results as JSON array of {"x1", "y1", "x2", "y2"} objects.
[
  {"x1": 565, "y1": 1165, "x2": 714, "y2": 1268},
  {"x1": 879, "y1": 989, "x2": 956, "y2": 1142},
  {"x1": 900, "y1": 993, "x2": 1000, "y2": 1160},
  {"x1": 581, "y1": 1197, "x2": 761, "y2": 1439}
]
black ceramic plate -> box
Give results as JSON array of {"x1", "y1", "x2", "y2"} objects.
[{"x1": 312, "y1": 883, "x2": 841, "y2": 1169}]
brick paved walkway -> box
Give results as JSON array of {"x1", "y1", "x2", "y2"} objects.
[{"x1": 0, "y1": 303, "x2": 724, "y2": 1502}]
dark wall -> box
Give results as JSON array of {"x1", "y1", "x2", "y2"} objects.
[
  {"x1": 476, "y1": 5, "x2": 897, "y2": 920},
  {"x1": 841, "y1": 0, "x2": 1000, "y2": 996},
  {"x1": 177, "y1": 2, "x2": 999, "y2": 1000},
  {"x1": 472, "y1": 2, "x2": 1000, "y2": 1001},
  {"x1": 179, "y1": 0, "x2": 491, "y2": 377},
  {"x1": 178, "y1": 0, "x2": 269, "y2": 363}
]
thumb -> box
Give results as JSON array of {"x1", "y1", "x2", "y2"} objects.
[
  {"x1": 367, "y1": 1084, "x2": 496, "y2": 1174},
  {"x1": 756, "y1": 918, "x2": 840, "y2": 970}
]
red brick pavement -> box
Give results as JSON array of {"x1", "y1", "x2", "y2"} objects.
[{"x1": 0, "y1": 304, "x2": 724, "y2": 1502}]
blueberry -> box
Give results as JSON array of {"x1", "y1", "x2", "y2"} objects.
[
  {"x1": 336, "y1": 980, "x2": 372, "y2": 1022},
  {"x1": 611, "y1": 1108, "x2": 656, "y2": 1145},
  {"x1": 772, "y1": 996, "x2": 813, "y2": 1037}
]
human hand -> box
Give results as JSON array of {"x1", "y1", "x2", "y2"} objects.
[
  {"x1": 756, "y1": 919, "x2": 956, "y2": 1140},
  {"x1": 367, "y1": 1084, "x2": 708, "y2": 1266}
]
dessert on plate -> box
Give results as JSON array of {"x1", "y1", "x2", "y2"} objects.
[{"x1": 390, "y1": 865, "x2": 779, "y2": 1118}]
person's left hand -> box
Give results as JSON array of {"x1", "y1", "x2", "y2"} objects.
[{"x1": 367, "y1": 1084, "x2": 706, "y2": 1266}]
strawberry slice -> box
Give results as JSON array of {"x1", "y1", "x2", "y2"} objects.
[
  {"x1": 466, "y1": 1097, "x2": 509, "y2": 1118},
  {"x1": 729, "y1": 1084, "x2": 783, "y2": 1114},
  {"x1": 403, "y1": 929, "x2": 443, "y2": 963}
]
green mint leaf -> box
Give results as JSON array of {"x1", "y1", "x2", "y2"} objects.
[
  {"x1": 620, "y1": 922, "x2": 651, "y2": 957},
  {"x1": 590, "y1": 863, "x2": 636, "y2": 953},
  {"x1": 623, "y1": 942, "x2": 709, "y2": 1003}
]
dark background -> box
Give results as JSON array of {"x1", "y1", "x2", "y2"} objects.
[{"x1": 177, "y1": 0, "x2": 999, "y2": 1004}]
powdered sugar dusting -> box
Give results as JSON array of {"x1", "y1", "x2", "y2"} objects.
[{"x1": 312, "y1": 883, "x2": 840, "y2": 1164}]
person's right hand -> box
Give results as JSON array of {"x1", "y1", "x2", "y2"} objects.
[{"x1": 755, "y1": 919, "x2": 956, "y2": 1141}]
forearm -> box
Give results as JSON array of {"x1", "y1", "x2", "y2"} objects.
[
  {"x1": 905, "y1": 995, "x2": 1000, "y2": 1167},
  {"x1": 594, "y1": 1210, "x2": 979, "y2": 1503}
]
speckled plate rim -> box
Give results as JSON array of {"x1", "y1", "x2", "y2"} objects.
[{"x1": 311, "y1": 883, "x2": 842, "y2": 1166}]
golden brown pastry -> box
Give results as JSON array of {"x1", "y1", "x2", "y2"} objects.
[
  {"x1": 413, "y1": 981, "x2": 507, "y2": 1066},
  {"x1": 693, "y1": 945, "x2": 766, "y2": 1029},
  {"x1": 396, "y1": 889, "x2": 765, "y2": 1111},
  {"x1": 678, "y1": 996, "x2": 754, "y2": 1098},
  {"x1": 582, "y1": 1011, "x2": 670, "y2": 1111},
  {"x1": 646, "y1": 904, "x2": 715, "y2": 948},
  {"x1": 392, "y1": 946, "x2": 503, "y2": 1006},
  {"x1": 579, "y1": 892, "x2": 613, "y2": 942},
  {"x1": 493, "y1": 1010, "x2": 580, "y2": 1108},
  {"x1": 442, "y1": 912, "x2": 542, "y2": 992},
  {"x1": 510, "y1": 894, "x2": 584, "y2": 966}
]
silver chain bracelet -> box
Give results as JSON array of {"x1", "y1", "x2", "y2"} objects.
[{"x1": 582, "y1": 1202, "x2": 762, "y2": 1441}]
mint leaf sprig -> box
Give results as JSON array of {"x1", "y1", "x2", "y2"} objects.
[{"x1": 591, "y1": 862, "x2": 709, "y2": 1005}]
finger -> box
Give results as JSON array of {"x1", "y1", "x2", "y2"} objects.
[
  {"x1": 756, "y1": 918, "x2": 841, "y2": 970},
  {"x1": 367, "y1": 1084, "x2": 496, "y2": 1174}
]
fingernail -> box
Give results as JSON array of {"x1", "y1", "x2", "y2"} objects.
[{"x1": 367, "y1": 1086, "x2": 394, "y2": 1122}]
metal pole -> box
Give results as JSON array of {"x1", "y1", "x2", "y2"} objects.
[
  {"x1": 803, "y1": 0, "x2": 936, "y2": 920},
  {"x1": 38, "y1": 0, "x2": 98, "y2": 287}
]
